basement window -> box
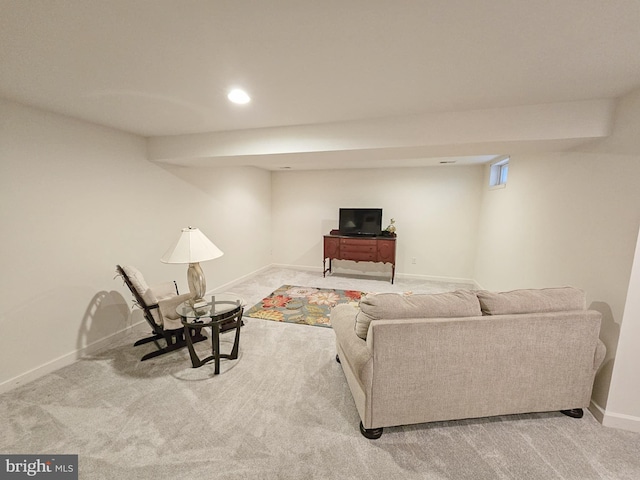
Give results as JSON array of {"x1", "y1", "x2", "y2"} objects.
[{"x1": 489, "y1": 157, "x2": 509, "y2": 188}]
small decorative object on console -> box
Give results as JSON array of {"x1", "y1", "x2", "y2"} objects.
[{"x1": 383, "y1": 218, "x2": 396, "y2": 237}]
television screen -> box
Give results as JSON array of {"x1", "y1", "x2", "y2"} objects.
[{"x1": 339, "y1": 208, "x2": 383, "y2": 236}]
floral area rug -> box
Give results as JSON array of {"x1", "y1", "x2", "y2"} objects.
[{"x1": 244, "y1": 285, "x2": 364, "y2": 327}]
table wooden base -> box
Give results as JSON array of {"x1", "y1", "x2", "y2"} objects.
[{"x1": 183, "y1": 309, "x2": 243, "y2": 374}]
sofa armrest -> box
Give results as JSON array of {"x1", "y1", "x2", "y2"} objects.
[
  {"x1": 331, "y1": 304, "x2": 373, "y2": 377},
  {"x1": 594, "y1": 339, "x2": 606, "y2": 371}
]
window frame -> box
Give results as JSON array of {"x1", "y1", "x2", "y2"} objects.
[{"x1": 489, "y1": 156, "x2": 510, "y2": 189}]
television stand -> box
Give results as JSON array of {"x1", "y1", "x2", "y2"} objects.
[{"x1": 323, "y1": 234, "x2": 396, "y2": 284}]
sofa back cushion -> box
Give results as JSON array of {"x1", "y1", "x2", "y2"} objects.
[
  {"x1": 476, "y1": 287, "x2": 585, "y2": 315},
  {"x1": 354, "y1": 290, "x2": 482, "y2": 339}
]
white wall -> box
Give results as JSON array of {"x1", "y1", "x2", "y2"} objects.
[
  {"x1": 474, "y1": 88, "x2": 640, "y2": 431},
  {"x1": 157, "y1": 163, "x2": 273, "y2": 285},
  {"x1": 606, "y1": 226, "x2": 640, "y2": 432},
  {"x1": 271, "y1": 166, "x2": 483, "y2": 282},
  {"x1": 3, "y1": 90, "x2": 639, "y2": 433},
  {"x1": 0, "y1": 99, "x2": 271, "y2": 389}
]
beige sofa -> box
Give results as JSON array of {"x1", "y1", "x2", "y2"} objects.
[{"x1": 331, "y1": 287, "x2": 606, "y2": 438}]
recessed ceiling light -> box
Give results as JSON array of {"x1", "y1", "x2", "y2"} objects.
[{"x1": 227, "y1": 88, "x2": 251, "y2": 105}]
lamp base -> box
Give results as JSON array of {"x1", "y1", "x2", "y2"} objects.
[{"x1": 187, "y1": 262, "x2": 206, "y2": 305}]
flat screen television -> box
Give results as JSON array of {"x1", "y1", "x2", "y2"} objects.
[{"x1": 339, "y1": 208, "x2": 383, "y2": 237}]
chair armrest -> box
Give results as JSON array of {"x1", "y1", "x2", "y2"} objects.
[
  {"x1": 158, "y1": 293, "x2": 193, "y2": 320},
  {"x1": 158, "y1": 293, "x2": 194, "y2": 330}
]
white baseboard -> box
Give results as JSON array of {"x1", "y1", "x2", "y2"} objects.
[
  {"x1": 272, "y1": 263, "x2": 479, "y2": 287},
  {"x1": 602, "y1": 410, "x2": 640, "y2": 433},
  {"x1": 0, "y1": 320, "x2": 144, "y2": 395},
  {"x1": 590, "y1": 399, "x2": 640, "y2": 433},
  {"x1": 589, "y1": 399, "x2": 606, "y2": 423},
  {"x1": 395, "y1": 271, "x2": 479, "y2": 287},
  {"x1": 210, "y1": 264, "x2": 274, "y2": 293},
  {"x1": 271, "y1": 263, "x2": 323, "y2": 273}
]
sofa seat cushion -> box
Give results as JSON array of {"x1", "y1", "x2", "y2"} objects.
[
  {"x1": 476, "y1": 287, "x2": 586, "y2": 315},
  {"x1": 354, "y1": 290, "x2": 481, "y2": 339}
]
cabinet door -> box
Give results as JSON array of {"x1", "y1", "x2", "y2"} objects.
[
  {"x1": 377, "y1": 240, "x2": 396, "y2": 263},
  {"x1": 324, "y1": 237, "x2": 340, "y2": 258}
]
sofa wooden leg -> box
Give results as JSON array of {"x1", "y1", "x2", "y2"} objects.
[
  {"x1": 560, "y1": 408, "x2": 584, "y2": 418},
  {"x1": 360, "y1": 422, "x2": 383, "y2": 439},
  {"x1": 336, "y1": 354, "x2": 341, "y2": 364}
]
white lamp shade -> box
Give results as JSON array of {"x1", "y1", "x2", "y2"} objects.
[{"x1": 160, "y1": 227, "x2": 224, "y2": 264}]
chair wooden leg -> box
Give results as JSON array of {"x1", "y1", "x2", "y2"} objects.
[
  {"x1": 133, "y1": 333, "x2": 164, "y2": 346},
  {"x1": 137, "y1": 329, "x2": 207, "y2": 362}
]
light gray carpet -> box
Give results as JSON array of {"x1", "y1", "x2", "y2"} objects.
[{"x1": 2, "y1": 267, "x2": 639, "y2": 479}]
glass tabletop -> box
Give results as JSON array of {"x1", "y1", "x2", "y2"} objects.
[{"x1": 176, "y1": 293, "x2": 244, "y2": 321}]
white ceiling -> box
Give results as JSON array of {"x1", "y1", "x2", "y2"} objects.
[{"x1": 2, "y1": 0, "x2": 640, "y2": 170}]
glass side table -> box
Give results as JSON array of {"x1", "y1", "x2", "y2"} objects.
[{"x1": 176, "y1": 294, "x2": 244, "y2": 373}]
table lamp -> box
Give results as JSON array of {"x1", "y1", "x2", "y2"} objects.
[{"x1": 160, "y1": 226, "x2": 224, "y2": 305}]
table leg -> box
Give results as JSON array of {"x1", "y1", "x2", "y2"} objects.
[
  {"x1": 212, "y1": 323, "x2": 221, "y2": 374},
  {"x1": 184, "y1": 326, "x2": 201, "y2": 368},
  {"x1": 229, "y1": 312, "x2": 242, "y2": 359},
  {"x1": 323, "y1": 258, "x2": 332, "y2": 277}
]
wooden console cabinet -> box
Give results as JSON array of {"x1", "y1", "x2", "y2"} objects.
[{"x1": 323, "y1": 234, "x2": 397, "y2": 284}]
